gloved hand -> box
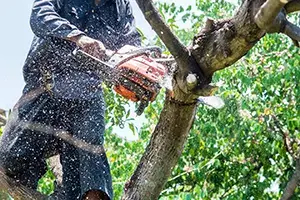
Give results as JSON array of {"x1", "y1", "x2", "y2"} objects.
[{"x1": 69, "y1": 35, "x2": 106, "y2": 59}]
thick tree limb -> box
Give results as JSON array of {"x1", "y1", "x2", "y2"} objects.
[
  {"x1": 255, "y1": 0, "x2": 300, "y2": 46},
  {"x1": 122, "y1": 99, "x2": 198, "y2": 200},
  {"x1": 281, "y1": 158, "x2": 300, "y2": 200},
  {"x1": 285, "y1": 0, "x2": 300, "y2": 13},
  {"x1": 254, "y1": 0, "x2": 287, "y2": 32},
  {"x1": 0, "y1": 168, "x2": 46, "y2": 200},
  {"x1": 192, "y1": 0, "x2": 266, "y2": 76},
  {"x1": 134, "y1": 0, "x2": 187, "y2": 60},
  {"x1": 192, "y1": 0, "x2": 299, "y2": 76}
]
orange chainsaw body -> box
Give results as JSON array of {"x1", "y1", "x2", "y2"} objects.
[{"x1": 113, "y1": 54, "x2": 167, "y2": 102}]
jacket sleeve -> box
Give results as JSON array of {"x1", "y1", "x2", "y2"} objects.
[
  {"x1": 30, "y1": 0, "x2": 85, "y2": 39},
  {"x1": 120, "y1": 0, "x2": 141, "y2": 46}
]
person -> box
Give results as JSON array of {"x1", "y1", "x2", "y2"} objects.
[{"x1": 0, "y1": 0, "x2": 141, "y2": 199}]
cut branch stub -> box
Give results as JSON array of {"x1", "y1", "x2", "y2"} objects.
[{"x1": 172, "y1": 55, "x2": 212, "y2": 103}]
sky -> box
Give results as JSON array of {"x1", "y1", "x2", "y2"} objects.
[{"x1": 0, "y1": 0, "x2": 198, "y2": 140}]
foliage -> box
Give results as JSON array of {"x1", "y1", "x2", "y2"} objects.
[{"x1": 37, "y1": 164, "x2": 56, "y2": 195}]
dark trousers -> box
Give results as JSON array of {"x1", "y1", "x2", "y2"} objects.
[{"x1": 0, "y1": 92, "x2": 113, "y2": 199}]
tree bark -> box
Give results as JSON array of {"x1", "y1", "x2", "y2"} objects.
[
  {"x1": 0, "y1": 168, "x2": 46, "y2": 200},
  {"x1": 281, "y1": 159, "x2": 300, "y2": 200},
  {"x1": 191, "y1": 0, "x2": 266, "y2": 76},
  {"x1": 122, "y1": 97, "x2": 198, "y2": 200}
]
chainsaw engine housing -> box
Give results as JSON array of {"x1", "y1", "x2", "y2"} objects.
[{"x1": 114, "y1": 54, "x2": 167, "y2": 102}]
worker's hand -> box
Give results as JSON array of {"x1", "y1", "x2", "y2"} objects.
[{"x1": 69, "y1": 35, "x2": 106, "y2": 59}]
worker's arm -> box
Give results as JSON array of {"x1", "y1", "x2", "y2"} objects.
[
  {"x1": 30, "y1": 0, "x2": 85, "y2": 39},
  {"x1": 30, "y1": 0, "x2": 105, "y2": 57},
  {"x1": 120, "y1": 1, "x2": 141, "y2": 47}
]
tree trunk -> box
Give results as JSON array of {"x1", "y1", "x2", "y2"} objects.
[{"x1": 122, "y1": 98, "x2": 198, "y2": 200}]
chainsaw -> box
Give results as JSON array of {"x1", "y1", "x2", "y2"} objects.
[
  {"x1": 72, "y1": 45, "x2": 169, "y2": 115},
  {"x1": 72, "y1": 45, "x2": 225, "y2": 115}
]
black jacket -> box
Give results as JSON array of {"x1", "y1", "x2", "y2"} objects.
[{"x1": 23, "y1": 0, "x2": 141, "y2": 99}]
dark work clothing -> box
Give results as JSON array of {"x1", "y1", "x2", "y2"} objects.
[
  {"x1": 24, "y1": 0, "x2": 141, "y2": 99},
  {"x1": 0, "y1": 93, "x2": 112, "y2": 200},
  {"x1": 0, "y1": 0, "x2": 141, "y2": 199}
]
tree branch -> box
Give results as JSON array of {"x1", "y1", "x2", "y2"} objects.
[
  {"x1": 270, "y1": 115, "x2": 300, "y2": 199},
  {"x1": 272, "y1": 115, "x2": 296, "y2": 159},
  {"x1": 134, "y1": 0, "x2": 188, "y2": 60},
  {"x1": 134, "y1": 0, "x2": 213, "y2": 99},
  {"x1": 136, "y1": 0, "x2": 211, "y2": 102},
  {"x1": 282, "y1": 132, "x2": 296, "y2": 159},
  {"x1": 281, "y1": 158, "x2": 300, "y2": 200},
  {"x1": 122, "y1": 99, "x2": 198, "y2": 199},
  {"x1": 285, "y1": 0, "x2": 300, "y2": 13},
  {"x1": 255, "y1": 0, "x2": 300, "y2": 47},
  {"x1": 192, "y1": 0, "x2": 266, "y2": 76},
  {"x1": 254, "y1": 0, "x2": 288, "y2": 31},
  {"x1": 0, "y1": 168, "x2": 46, "y2": 200},
  {"x1": 283, "y1": 21, "x2": 300, "y2": 43}
]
